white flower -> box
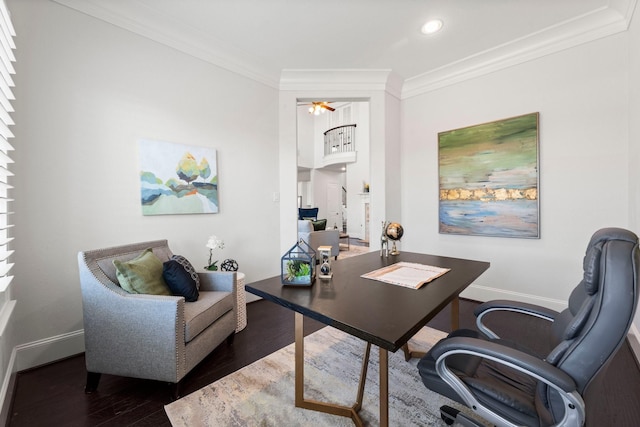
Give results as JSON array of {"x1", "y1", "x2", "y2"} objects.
[{"x1": 206, "y1": 235, "x2": 224, "y2": 250}]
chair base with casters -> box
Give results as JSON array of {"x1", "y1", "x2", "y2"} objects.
[
  {"x1": 418, "y1": 228, "x2": 639, "y2": 427},
  {"x1": 439, "y1": 405, "x2": 479, "y2": 427}
]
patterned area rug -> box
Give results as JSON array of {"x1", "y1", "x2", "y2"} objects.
[
  {"x1": 338, "y1": 244, "x2": 370, "y2": 259},
  {"x1": 165, "y1": 326, "x2": 476, "y2": 426}
]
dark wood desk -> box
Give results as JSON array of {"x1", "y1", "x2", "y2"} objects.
[{"x1": 246, "y1": 251, "x2": 489, "y2": 426}]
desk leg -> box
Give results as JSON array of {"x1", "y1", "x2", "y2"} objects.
[
  {"x1": 294, "y1": 312, "x2": 371, "y2": 426},
  {"x1": 380, "y1": 348, "x2": 389, "y2": 427},
  {"x1": 402, "y1": 296, "x2": 461, "y2": 361},
  {"x1": 294, "y1": 312, "x2": 304, "y2": 407}
]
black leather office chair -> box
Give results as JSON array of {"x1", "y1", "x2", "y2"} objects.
[{"x1": 418, "y1": 228, "x2": 639, "y2": 427}]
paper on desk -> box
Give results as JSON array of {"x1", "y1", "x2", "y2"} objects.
[{"x1": 361, "y1": 261, "x2": 450, "y2": 289}]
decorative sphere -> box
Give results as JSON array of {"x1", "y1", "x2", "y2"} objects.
[
  {"x1": 385, "y1": 222, "x2": 404, "y2": 241},
  {"x1": 320, "y1": 262, "x2": 331, "y2": 275},
  {"x1": 221, "y1": 259, "x2": 239, "y2": 272}
]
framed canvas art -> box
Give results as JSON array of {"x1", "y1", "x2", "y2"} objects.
[
  {"x1": 438, "y1": 112, "x2": 539, "y2": 238},
  {"x1": 138, "y1": 139, "x2": 219, "y2": 215}
]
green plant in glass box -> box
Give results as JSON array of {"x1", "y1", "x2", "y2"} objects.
[{"x1": 281, "y1": 239, "x2": 316, "y2": 286}]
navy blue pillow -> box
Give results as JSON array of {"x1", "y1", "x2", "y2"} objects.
[
  {"x1": 163, "y1": 259, "x2": 199, "y2": 302},
  {"x1": 171, "y1": 255, "x2": 200, "y2": 289}
]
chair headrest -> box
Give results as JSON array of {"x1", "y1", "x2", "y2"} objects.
[{"x1": 582, "y1": 228, "x2": 638, "y2": 294}]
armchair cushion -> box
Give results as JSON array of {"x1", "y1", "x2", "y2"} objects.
[
  {"x1": 163, "y1": 259, "x2": 199, "y2": 302},
  {"x1": 184, "y1": 290, "x2": 234, "y2": 342},
  {"x1": 113, "y1": 248, "x2": 171, "y2": 296}
]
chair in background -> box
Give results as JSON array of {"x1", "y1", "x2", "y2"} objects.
[
  {"x1": 297, "y1": 220, "x2": 339, "y2": 259},
  {"x1": 298, "y1": 207, "x2": 319, "y2": 221},
  {"x1": 418, "y1": 228, "x2": 639, "y2": 427},
  {"x1": 78, "y1": 240, "x2": 237, "y2": 398}
]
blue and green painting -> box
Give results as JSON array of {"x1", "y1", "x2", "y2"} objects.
[
  {"x1": 438, "y1": 113, "x2": 539, "y2": 238},
  {"x1": 139, "y1": 139, "x2": 218, "y2": 215}
]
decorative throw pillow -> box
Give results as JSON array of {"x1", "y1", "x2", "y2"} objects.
[
  {"x1": 113, "y1": 248, "x2": 171, "y2": 296},
  {"x1": 163, "y1": 259, "x2": 199, "y2": 302},
  {"x1": 312, "y1": 219, "x2": 327, "y2": 231},
  {"x1": 171, "y1": 255, "x2": 201, "y2": 289}
]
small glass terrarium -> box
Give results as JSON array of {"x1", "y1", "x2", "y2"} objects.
[{"x1": 281, "y1": 239, "x2": 316, "y2": 286}]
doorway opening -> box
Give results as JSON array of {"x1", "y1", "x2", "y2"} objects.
[{"x1": 296, "y1": 100, "x2": 370, "y2": 248}]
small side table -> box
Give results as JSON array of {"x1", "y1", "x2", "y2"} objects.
[
  {"x1": 339, "y1": 233, "x2": 350, "y2": 251},
  {"x1": 235, "y1": 272, "x2": 247, "y2": 332}
]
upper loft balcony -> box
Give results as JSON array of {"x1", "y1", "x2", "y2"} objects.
[{"x1": 321, "y1": 124, "x2": 357, "y2": 168}]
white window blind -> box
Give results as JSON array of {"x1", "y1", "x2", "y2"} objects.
[{"x1": 0, "y1": 0, "x2": 15, "y2": 298}]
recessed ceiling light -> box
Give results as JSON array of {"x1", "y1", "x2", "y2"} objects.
[{"x1": 421, "y1": 19, "x2": 443, "y2": 35}]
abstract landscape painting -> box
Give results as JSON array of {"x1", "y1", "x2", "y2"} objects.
[
  {"x1": 139, "y1": 139, "x2": 219, "y2": 215},
  {"x1": 438, "y1": 113, "x2": 539, "y2": 238}
]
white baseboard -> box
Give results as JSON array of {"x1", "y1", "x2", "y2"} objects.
[
  {"x1": 4, "y1": 289, "x2": 639, "y2": 370},
  {"x1": 463, "y1": 284, "x2": 640, "y2": 363},
  {"x1": 0, "y1": 330, "x2": 84, "y2": 424},
  {"x1": 628, "y1": 324, "x2": 640, "y2": 365},
  {"x1": 0, "y1": 347, "x2": 16, "y2": 427},
  {"x1": 461, "y1": 283, "x2": 568, "y2": 312},
  {"x1": 14, "y1": 329, "x2": 85, "y2": 372}
]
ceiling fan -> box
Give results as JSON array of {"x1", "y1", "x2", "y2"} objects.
[{"x1": 303, "y1": 101, "x2": 335, "y2": 115}]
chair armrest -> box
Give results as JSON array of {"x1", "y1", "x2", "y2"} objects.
[
  {"x1": 432, "y1": 336, "x2": 585, "y2": 426},
  {"x1": 197, "y1": 271, "x2": 237, "y2": 293},
  {"x1": 81, "y1": 278, "x2": 187, "y2": 382},
  {"x1": 432, "y1": 336, "x2": 576, "y2": 392},
  {"x1": 474, "y1": 299, "x2": 559, "y2": 339}
]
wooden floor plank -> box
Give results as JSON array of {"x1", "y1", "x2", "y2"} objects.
[{"x1": 8, "y1": 299, "x2": 640, "y2": 426}]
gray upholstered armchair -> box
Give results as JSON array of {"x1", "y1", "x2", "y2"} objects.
[
  {"x1": 78, "y1": 240, "x2": 237, "y2": 398},
  {"x1": 298, "y1": 220, "x2": 340, "y2": 259}
]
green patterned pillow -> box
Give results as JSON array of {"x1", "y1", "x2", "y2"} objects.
[{"x1": 113, "y1": 248, "x2": 171, "y2": 296}]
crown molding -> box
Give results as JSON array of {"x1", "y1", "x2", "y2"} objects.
[
  {"x1": 51, "y1": 0, "x2": 636, "y2": 99},
  {"x1": 280, "y1": 69, "x2": 403, "y2": 99},
  {"x1": 402, "y1": 0, "x2": 637, "y2": 99}
]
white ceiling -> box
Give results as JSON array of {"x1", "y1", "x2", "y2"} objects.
[{"x1": 53, "y1": 0, "x2": 636, "y2": 93}]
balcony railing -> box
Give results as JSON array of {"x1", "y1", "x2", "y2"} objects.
[{"x1": 324, "y1": 124, "x2": 356, "y2": 156}]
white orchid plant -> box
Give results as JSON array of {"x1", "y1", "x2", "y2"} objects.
[{"x1": 205, "y1": 235, "x2": 225, "y2": 271}]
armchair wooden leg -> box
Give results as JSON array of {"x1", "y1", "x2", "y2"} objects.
[
  {"x1": 170, "y1": 381, "x2": 182, "y2": 400},
  {"x1": 226, "y1": 331, "x2": 235, "y2": 345},
  {"x1": 85, "y1": 372, "x2": 101, "y2": 394}
]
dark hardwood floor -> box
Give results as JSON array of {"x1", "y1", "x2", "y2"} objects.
[{"x1": 8, "y1": 299, "x2": 640, "y2": 426}]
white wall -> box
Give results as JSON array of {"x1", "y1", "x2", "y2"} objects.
[
  {"x1": 346, "y1": 103, "x2": 371, "y2": 239},
  {"x1": 8, "y1": 0, "x2": 279, "y2": 369},
  {"x1": 296, "y1": 107, "x2": 315, "y2": 169},
  {"x1": 627, "y1": 4, "x2": 640, "y2": 343},
  {"x1": 401, "y1": 33, "x2": 630, "y2": 309}
]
